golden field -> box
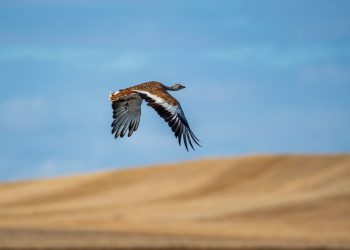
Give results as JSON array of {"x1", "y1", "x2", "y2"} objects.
[{"x1": 0, "y1": 154, "x2": 349, "y2": 249}]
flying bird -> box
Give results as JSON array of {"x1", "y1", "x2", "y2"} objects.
[{"x1": 109, "y1": 81, "x2": 200, "y2": 151}]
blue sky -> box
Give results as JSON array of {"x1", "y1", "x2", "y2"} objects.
[{"x1": 0, "y1": 0, "x2": 349, "y2": 181}]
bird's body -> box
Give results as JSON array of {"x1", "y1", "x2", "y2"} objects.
[{"x1": 109, "y1": 81, "x2": 200, "y2": 151}]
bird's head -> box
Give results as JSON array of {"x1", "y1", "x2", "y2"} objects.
[{"x1": 170, "y1": 83, "x2": 186, "y2": 91}]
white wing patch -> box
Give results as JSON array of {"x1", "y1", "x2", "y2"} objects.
[
  {"x1": 132, "y1": 90, "x2": 200, "y2": 151},
  {"x1": 132, "y1": 90, "x2": 167, "y2": 105}
]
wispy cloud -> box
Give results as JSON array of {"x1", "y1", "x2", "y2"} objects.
[
  {"x1": 202, "y1": 45, "x2": 350, "y2": 68},
  {"x1": 35, "y1": 159, "x2": 86, "y2": 178},
  {"x1": 0, "y1": 46, "x2": 150, "y2": 72},
  {"x1": 299, "y1": 64, "x2": 350, "y2": 86}
]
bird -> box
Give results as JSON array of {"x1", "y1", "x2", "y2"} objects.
[{"x1": 109, "y1": 81, "x2": 200, "y2": 151}]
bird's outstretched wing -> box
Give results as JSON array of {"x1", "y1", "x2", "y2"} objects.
[
  {"x1": 111, "y1": 93, "x2": 143, "y2": 138},
  {"x1": 132, "y1": 90, "x2": 200, "y2": 151}
]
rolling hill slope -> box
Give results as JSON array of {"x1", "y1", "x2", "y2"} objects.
[{"x1": 0, "y1": 155, "x2": 349, "y2": 249}]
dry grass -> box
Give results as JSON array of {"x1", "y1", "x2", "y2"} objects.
[{"x1": 0, "y1": 154, "x2": 349, "y2": 249}]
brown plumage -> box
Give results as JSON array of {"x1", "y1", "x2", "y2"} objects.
[{"x1": 109, "y1": 81, "x2": 200, "y2": 151}]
